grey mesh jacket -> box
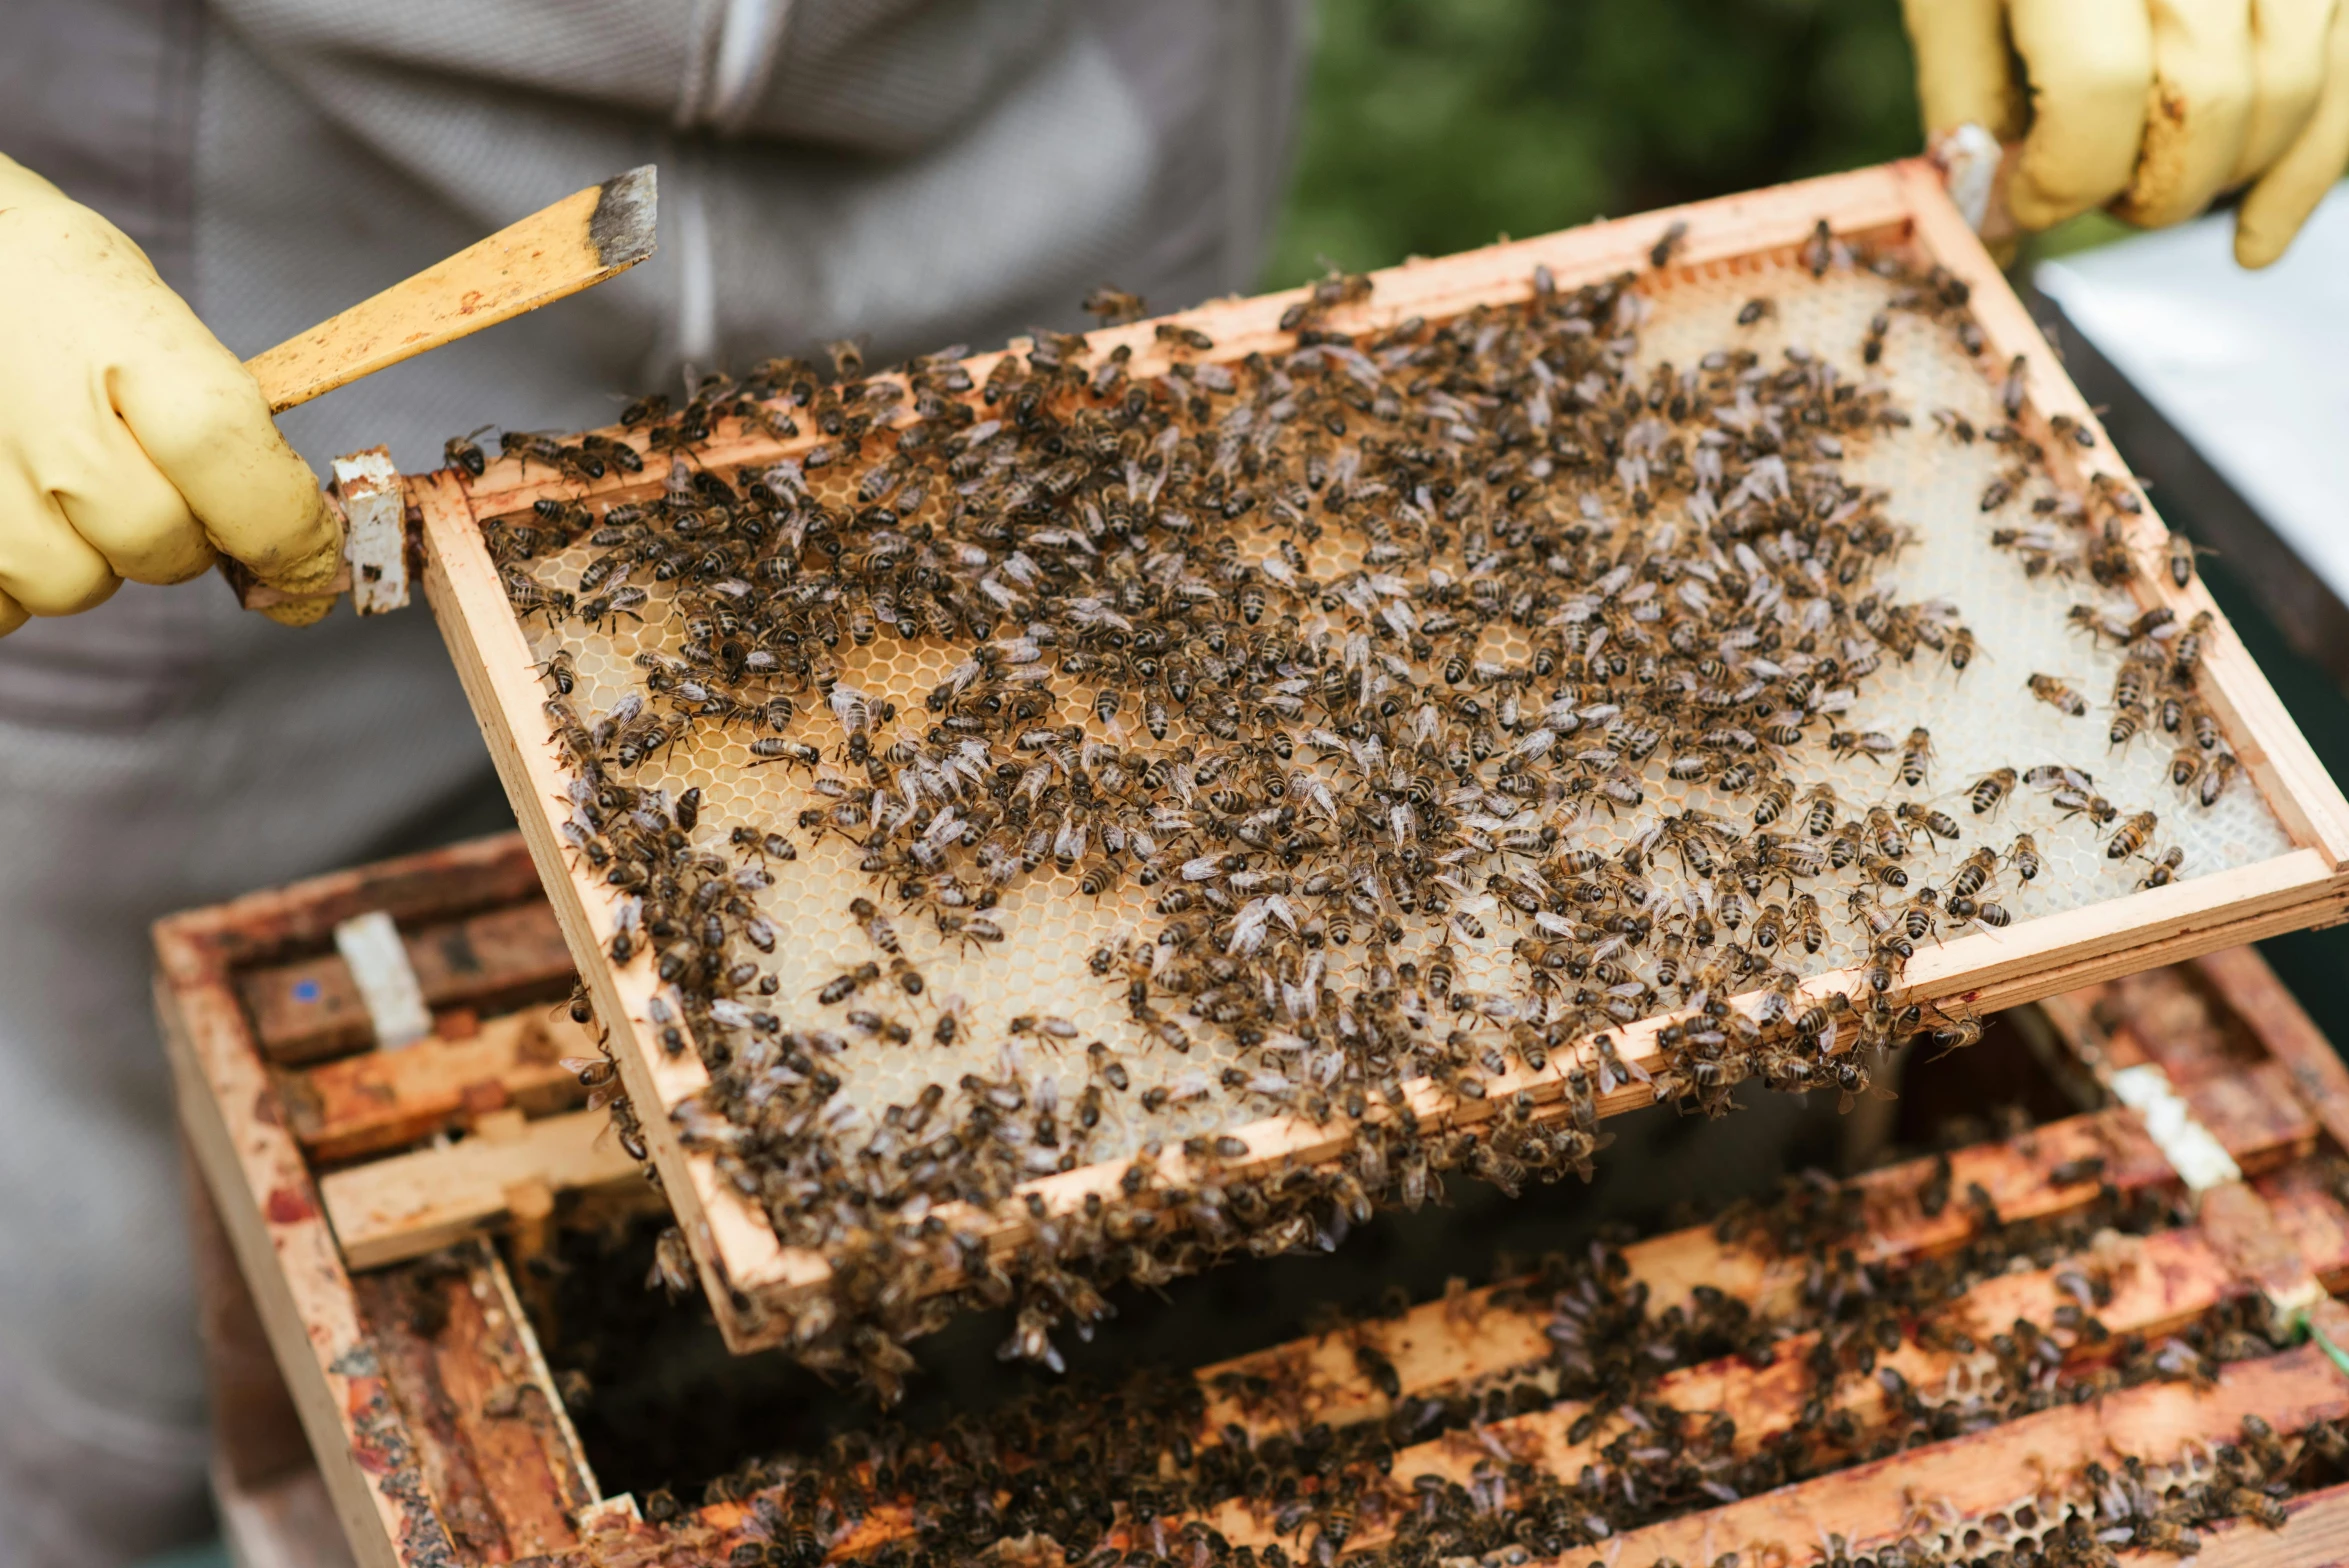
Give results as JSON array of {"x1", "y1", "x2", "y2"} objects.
[
  {"x1": 0, "y1": 0, "x2": 1307, "y2": 724},
  {"x1": 0, "y1": 9, "x2": 1302, "y2": 1563}
]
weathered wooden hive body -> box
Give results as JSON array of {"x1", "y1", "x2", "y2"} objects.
[
  {"x1": 163, "y1": 831, "x2": 2349, "y2": 1568},
  {"x1": 158, "y1": 160, "x2": 2349, "y2": 1568}
]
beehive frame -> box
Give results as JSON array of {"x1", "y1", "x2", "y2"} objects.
[
  {"x1": 158, "y1": 834, "x2": 2349, "y2": 1567},
  {"x1": 412, "y1": 159, "x2": 2349, "y2": 1353}
]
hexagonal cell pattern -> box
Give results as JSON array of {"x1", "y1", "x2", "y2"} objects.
[{"x1": 494, "y1": 246, "x2": 2292, "y2": 1196}]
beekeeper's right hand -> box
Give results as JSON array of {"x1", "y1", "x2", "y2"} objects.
[{"x1": 0, "y1": 154, "x2": 340, "y2": 636}]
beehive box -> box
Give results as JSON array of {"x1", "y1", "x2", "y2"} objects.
[
  {"x1": 398, "y1": 158, "x2": 2349, "y2": 1357},
  {"x1": 156, "y1": 835, "x2": 636, "y2": 1567},
  {"x1": 158, "y1": 834, "x2": 2349, "y2": 1568}
]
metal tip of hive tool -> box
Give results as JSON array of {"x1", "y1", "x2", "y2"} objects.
[{"x1": 590, "y1": 166, "x2": 658, "y2": 270}]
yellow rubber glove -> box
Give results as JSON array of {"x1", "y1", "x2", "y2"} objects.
[
  {"x1": 1904, "y1": 0, "x2": 2349, "y2": 267},
  {"x1": 0, "y1": 154, "x2": 340, "y2": 636}
]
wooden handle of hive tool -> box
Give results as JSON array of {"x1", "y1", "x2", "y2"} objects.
[{"x1": 228, "y1": 165, "x2": 658, "y2": 614}]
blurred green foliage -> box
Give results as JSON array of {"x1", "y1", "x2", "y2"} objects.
[{"x1": 1265, "y1": 0, "x2": 1924, "y2": 288}]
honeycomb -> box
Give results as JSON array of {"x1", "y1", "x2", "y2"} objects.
[
  {"x1": 506, "y1": 253, "x2": 2286, "y2": 1155},
  {"x1": 1621, "y1": 255, "x2": 2290, "y2": 911},
  {"x1": 482, "y1": 240, "x2": 2293, "y2": 1369}
]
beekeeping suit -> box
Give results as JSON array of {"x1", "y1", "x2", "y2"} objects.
[{"x1": 0, "y1": 4, "x2": 1305, "y2": 1562}]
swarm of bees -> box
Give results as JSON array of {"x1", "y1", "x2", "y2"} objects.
[
  {"x1": 538, "y1": 1146, "x2": 2335, "y2": 1568},
  {"x1": 477, "y1": 225, "x2": 2267, "y2": 1395}
]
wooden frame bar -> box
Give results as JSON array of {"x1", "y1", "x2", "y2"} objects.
[
  {"x1": 1192, "y1": 1060, "x2": 2312, "y2": 1444},
  {"x1": 1188, "y1": 1185, "x2": 2349, "y2": 1557},
  {"x1": 686, "y1": 1104, "x2": 2343, "y2": 1568},
  {"x1": 2196, "y1": 944, "x2": 2349, "y2": 1154},
  {"x1": 408, "y1": 157, "x2": 2349, "y2": 1352},
  {"x1": 239, "y1": 901, "x2": 574, "y2": 1064},
  {"x1": 351, "y1": 1241, "x2": 598, "y2": 1559},
  {"x1": 157, "y1": 834, "x2": 609, "y2": 1568},
  {"x1": 1609, "y1": 1341, "x2": 2349, "y2": 1568},
  {"x1": 2167, "y1": 1480, "x2": 2349, "y2": 1568},
  {"x1": 283, "y1": 1010, "x2": 592, "y2": 1164},
  {"x1": 319, "y1": 1107, "x2": 644, "y2": 1269}
]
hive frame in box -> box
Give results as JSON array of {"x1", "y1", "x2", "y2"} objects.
[
  {"x1": 156, "y1": 835, "x2": 616, "y2": 1568},
  {"x1": 411, "y1": 157, "x2": 2349, "y2": 1353},
  {"x1": 160, "y1": 831, "x2": 2349, "y2": 1568}
]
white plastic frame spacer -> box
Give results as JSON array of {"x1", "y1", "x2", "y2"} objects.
[{"x1": 332, "y1": 909, "x2": 433, "y2": 1049}]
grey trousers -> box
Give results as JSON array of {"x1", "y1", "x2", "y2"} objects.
[{"x1": 0, "y1": 584, "x2": 502, "y2": 1566}]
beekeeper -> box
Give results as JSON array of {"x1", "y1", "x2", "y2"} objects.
[{"x1": 0, "y1": 6, "x2": 1305, "y2": 1562}]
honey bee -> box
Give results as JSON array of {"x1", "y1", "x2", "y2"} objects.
[
  {"x1": 2091, "y1": 469, "x2": 2146, "y2": 516},
  {"x1": 2107, "y1": 810, "x2": 2158, "y2": 860},
  {"x1": 1081, "y1": 286, "x2": 1148, "y2": 325},
  {"x1": 1929, "y1": 1010, "x2": 1984, "y2": 1056},
  {"x1": 2024, "y1": 761, "x2": 2090, "y2": 791},
  {"x1": 1798, "y1": 781, "x2": 1844, "y2": 839},
  {"x1": 2067, "y1": 603, "x2": 2127, "y2": 645},
  {"x1": 1828, "y1": 729, "x2": 1897, "y2": 764},
  {"x1": 1736, "y1": 295, "x2": 1775, "y2": 326},
  {"x1": 2199, "y1": 750, "x2": 2240, "y2": 807},
  {"x1": 443, "y1": 424, "x2": 493, "y2": 478},
  {"x1": 2008, "y1": 832, "x2": 2043, "y2": 882},
  {"x1": 1946, "y1": 624, "x2": 1978, "y2": 673},
  {"x1": 2165, "y1": 531, "x2": 2204, "y2": 588},
  {"x1": 1946, "y1": 894, "x2": 2009, "y2": 928},
  {"x1": 2084, "y1": 516, "x2": 2138, "y2": 586},
  {"x1": 1895, "y1": 726, "x2": 1934, "y2": 787},
  {"x1": 2027, "y1": 673, "x2": 2088, "y2": 717},
  {"x1": 1895, "y1": 801, "x2": 1961, "y2": 844},
  {"x1": 1801, "y1": 216, "x2": 1835, "y2": 275},
  {"x1": 501, "y1": 428, "x2": 601, "y2": 480},
  {"x1": 820, "y1": 962, "x2": 880, "y2": 1005},
  {"x1": 1860, "y1": 308, "x2": 1889, "y2": 364},
  {"x1": 618, "y1": 392, "x2": 670, "y2": 427},
  {"x1": 1859, "y1": 804, "x2": 1906, "y2": 861},
  {"x1": 536, "y1": 648, "x2": 576, "y2": 697},
  {"x1": 2169, "y1": 609, "x2": 2215, "y2": 685},
  {"x1": 1791, "y1": 893, "x2": 1827, "y2": 954},
  {"x1": 2048, "y1": 411, "x2": 2095, "y2": 448},
  {"x1": 1593, "y1": 1033, "x2": 1651, "y2": 1094},
  {"x1": 644, "y1": 1226, "x2": 695, "y2": 1299},
  {"x1": 1947, "y1": 846, "x2": 1997, "y2": 901},
  {"x1": 2054, "y1": 785, "x2": 2119, "y2": 824},
  {"x1": 577, "y1": 431, "x2": 644, "y2": 474},
  {"x1": 499, "y1": 568, "x2": 573, "y2": 623},
  {"x1": 1958, "y1": 767, "x2": 2014, "y2": 817},
  {"x1": 1153, "y1": 321, "x2": 1215, "y2": 352},
  {"x1": 1897, "y1": 887, "x2": 1938, "y2": 942},
  {"x1": 748, "y1": 738, "x2": 820, "y2": 769},
  {"x1": 2138, "y1": 846, "x2": 2185, "y2": 889},
  {"x1": 1650, "y1": 218, "x2": 1690, "y2": 268},
  {"x1": 850, "y1": 895, "x2": 901, "y2": 954}
]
